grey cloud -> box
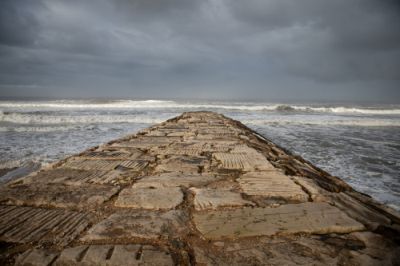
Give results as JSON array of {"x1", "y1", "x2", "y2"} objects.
[
  {"x1": 0, "y1": 0, "x2": 45, "y2": 47},
  {"x1": 0, "y1": 0, "x2": 399, "y2": 102}
]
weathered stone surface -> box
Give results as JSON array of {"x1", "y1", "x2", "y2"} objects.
[
  {"x1": 81, "y1": 210, "x2": 187, "y2": 241},
  {"x1": 192, "y1": 234, "x2": 385, "y2": 266},
  {"x1": 157, "y1": 142, "x2": 205, "y2": 156},
  {"x1": 134, "y1": 172, "x2": 218, "y2": 188},
  {"x1": 15, "y1": 249, "x2": 58, "y2": 266},
  {"x1": 79, "y1": 148, "x2": 143, "y2": 160},
  {"x1": 332, "y1": 192, "x2": 392, "y2": 229},
  {"x1": 196, "y1": 127, "x2": 240, "y2": 136},
  {"x1": 0, "y1": 205, "x2": 91, "y2": 246},
  {"x1": 20, "y1": 168, "x2": 110, "y2": 185},
  {"x1": 145, "y1": 129, "x2": 167, "y2": 136},
  {"x1": 193, "y1": 202, "x2": 365, "y2": 239},
  {"x1": 213, "y1": 153, "x2": 251, "y2": 170},
  {"x1": 238, "y1": 171, "x2": 309, "y2": 203},
  {"x1": 0, "y1": 183, "x2": 119, "y2": 208},
  {"x1": 201, "y1": 141, "x2": 239, "y2": 152},
  {"x1": 55, "y1": 245, "x2": 173, "y2": 266},
  {"x1": 115, "y1": 186, "x2": 183, "y2": 210},
  {"x1": 35, "y1": 160, "x2": 148, "y2": 186},
  {"x1": 15, "y1": 245, "x2": 174, "y2": 266},
  {"x1": 190, "y1": 187, "x2": 254, "y2": 210},
  {"x1": 111, "y1": 136, "x2": 180, "y2": 149},
  {"x1": 62, "y1": 158, "x2": 148, "y2": 172},
  {"x1": 155, "y1": 155, "x2": 208, "y2": 173},
  {"x1": 292, "y1": 176, "x2": 329, "y2": 202},
  {"x1": 230, "y1": 144, "x2": 261, "y2": 154},
  {"x1": 213, "y1": 152, "x2": 275, "y2": 171},
  {"x1": 350, "y1": 231, "x2": 400, "y2": 265},
  {"x1": 55, "y1": 245, "x2": 87, "y2": 266}
]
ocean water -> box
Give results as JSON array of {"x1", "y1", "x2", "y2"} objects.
[{"x1": 1, "y1": 99, "x2": 399, "y2": 210}]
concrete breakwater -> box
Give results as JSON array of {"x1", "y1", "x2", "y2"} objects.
[{"x1": 0, "y1": 111, "x2": 399, "y2": 265}]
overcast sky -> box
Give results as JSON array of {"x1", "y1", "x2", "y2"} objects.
[{"x1": 0, "y1": 0, "x2": 399, "y2": 102}]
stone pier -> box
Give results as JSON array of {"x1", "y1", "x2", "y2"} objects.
[{"x1": 0, "y1": 111, "x2": 399, "y2": 265}]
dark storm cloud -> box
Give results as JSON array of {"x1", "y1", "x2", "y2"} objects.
[
  {"x1": 0, "y1": 0, "x2": 44, "y2": 47},
  {"x1": 0, "y1": 0, "x2": 399, "y2": 101}
]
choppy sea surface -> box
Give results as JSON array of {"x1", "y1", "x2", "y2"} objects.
[{"x1": 1, "y1": 99, "x2": 399, "y2": 210}]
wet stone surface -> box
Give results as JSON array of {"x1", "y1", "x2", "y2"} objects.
[
  {"x1": 190, "y1": 187, "x2": 254, "y2": 210},
  {"x1": 0, "y1": 183, "x2": 119, "y2": 209},
  {"x1": 115, "y1": 186, "x2": 184, "y2": 210},
  {"x1": 0, "y1": 111, "x2": 399, "y2": 265},
  {"x1": 193, "y1": 202, "x2": 365, "y2": 239},
  {"x1": 238, "y1": 171, "x2": 309, "y2": 203},
  {"x1": 81, "y1": 210, "x2": 188, "y2": 242}
]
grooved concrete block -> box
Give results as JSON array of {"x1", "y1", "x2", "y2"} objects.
[{"x1": 0, "y1": 205, "x2": 91, "y2": 246}]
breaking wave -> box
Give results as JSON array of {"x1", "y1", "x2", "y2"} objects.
[
  {"x1": 243, "y1": 118, "x2": 400, "y2": 127},
  {"x1": 0, "y1": 100, "x2": 399, "y2": 115},
  {"x1": 0, "y1": 112, "x2": 166, "y2": 125}
]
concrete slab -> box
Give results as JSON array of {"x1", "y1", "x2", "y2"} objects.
[
  {"x1": 193, "y1": 202, "x2": 365, "y2": 239},
  {"x1": 115, "y1": 186, "x2": 183, "y2": 210},
  {"x1": 17, "y1": 245, "x2": 174, "y2": 266},
  {"x1": 15, "y1": 249, "x2": 58, "y2": 266},
  {"x1": 20, "y1": 168, "x2": 110, "y2": 185},
  {"x1": 292, "y1": 176, "x2": 329, "y2": 202},
  {"x1": 81, "y1": 210, "x2": 187, "y2": 241},
  {"x1": 0, "y1": 205, "x2": 91, "y2": 246},
  {"x1": 190, "y1": 187, "x2": 254, "y2": 210},
  {"x1": 134, "y1": 173, "x2": 218, "y2": 188},
  {"x1": 202, "y1": 141, "x2": 238, "y2": 152},
  {"x1": 79, "y1": 148, "x2": 143, "y2": 160},
  {"x1": 62, "y1": 158, "x2": 148, "y2": 172},
  {"x1": 213, "y1": 152, "x2": 275, "y2": 171},
  {"x1": 155, "y1": 155, "x2": 208, "y2": 173},
  {"x1": 111, "y1": 136, "x2": 181, "y2": 149},
  {"x1": 0, "y1": 183, "x2": 119, "y2": 208},
  {"x1": 158, "y1": 142, "x2": 205, "y2": 156},
  {"x1": 238, "y1": 171, "x2": 309, "y2": 203}
]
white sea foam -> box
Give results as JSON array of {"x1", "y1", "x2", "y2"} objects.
[
  {"x1": 1, "y1": 100, "x2": 400, "y2": 114},
  {"x1": 289, "y1": 106, "x2": 400, "y2": 115},
  {"x1": 0, "y1": 112, "x2": 166, "y2": 125},
  {"x1": 1, "y1": 111, "x2": 399, "y2": 127},
  {"x1": 243, "y1": 118, "x2": 400, "y2": 127},
  {"x1": 0, "y1": 125, "x2": 78, "y2": 132}
]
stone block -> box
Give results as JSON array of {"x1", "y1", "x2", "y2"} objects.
[
  {"x1": 155, "y1": 155, "x2": 208, "y2": 173},
  {"x1": 190, "y1": 188, "x2": 254, "y2": 210},
  {"x1": 115, "y1": 186, "x2": 183, "y2": 210},
  {"x1": 193, "y1": 202, "x2": 365, "y2": 239},
  {"x1": 0, "y1": 183, "x2": 119, "y2": 208},
  {"x1": 62, "y1": 158, "x2": 148, "y2": 172},
  {"x1": 80, "y1": 148, "x2": 142, "y2": 160},
  {"x1": 81, "y1": 210, "x2": 187, "y2": 241},
  {"x1": 15, "y1": 249, "x2": 58, "y2": 266},
  {"x1": 0, "y1": 205, "x2": 91, "y2": 246},
  {"x1": 292, "y1": 176, "x2": 329, "y2": 202},
  {"x1": 238, "y1": 171, "x2": 309, "y2": 202},
  {"x1": 44, "y1": 245, "x2": 174, "y2": 266},
  {"x1": 213, "y1": 152, "x2": 275, "y2": 171},
  {"x1": 134, "y1": 172, "x2": 217, "y2": 188}
]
